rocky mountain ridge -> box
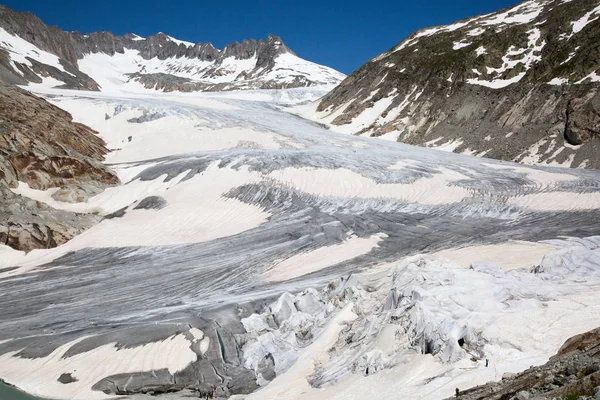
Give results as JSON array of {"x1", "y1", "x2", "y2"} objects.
[
  {"x1": 0, "y1": 5, "x2": 344, "y2": 92},
  {"x1": 306, "y1": 0, "x2": 600, "y2": 169}
]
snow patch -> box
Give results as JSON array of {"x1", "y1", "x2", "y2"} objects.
[
  {"x1": 548, "y1": 77, "x2": 569, "y2": 85},
  {"x1": 268, "y1": 167, "x2": 471, "y2": 205},
  {"x1": 571, "y1": 5, "x2": 600, "y2": 33},
  {"x1": 166, "y1": 35, "x2": 195, "y2": 47},
  {"x1": 453, "y1": 41, "x2": 472, "y2": 50},
  {"x1": 480, "y1": 0, "x2": 544, "y2": 26},
  {"x1": 265, "y1": 233, "x2": 387, "y2": 282}
]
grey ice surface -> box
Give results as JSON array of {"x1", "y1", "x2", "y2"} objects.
[{"x1": 1, "y1": 92, "x2": 600, "y2": 398}]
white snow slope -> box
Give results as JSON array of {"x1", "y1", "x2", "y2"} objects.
[
  {"x1": 0, "y1": 81, "x2": 600, "y2": 400},
  {"x1": 78, "y1": 49, "x2": 346, "y2": 93}
]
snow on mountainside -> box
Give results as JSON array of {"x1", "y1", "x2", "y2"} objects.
[
  {"x1": 78, "y1": 42, "x2": 344, "y2": 93},
  {"x1": 0, "y1": 6, "x2": 345, "y2": 93},
  {"x1": 300, "y1": 0, "x2": 600, "y2": 169}
]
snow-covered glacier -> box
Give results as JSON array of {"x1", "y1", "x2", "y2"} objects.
[{"x1": 1, "y1": 85, "x2": 600, "y2": 400}]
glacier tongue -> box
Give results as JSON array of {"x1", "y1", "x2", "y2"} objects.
[{"x1": 241, "y1": 236, "x2": 600, "y2": 397}]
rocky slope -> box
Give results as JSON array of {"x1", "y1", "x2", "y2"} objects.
[
  {"x1": 450, "y1": 327, "x2": 600, "y2": 400},
  {"x1": 0, "y1": 83, "x2": 118, "y2": 251},
  {"x1": 0, "y1": 5, "x2": 344, "y2": 92},
  {"x1": 307, "y1": 0, "x2": 600, "y2": 169}
]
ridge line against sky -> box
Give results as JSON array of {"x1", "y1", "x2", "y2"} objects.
[{"x1": 3, "y1": 0, "x2": 521, "y2": 74}]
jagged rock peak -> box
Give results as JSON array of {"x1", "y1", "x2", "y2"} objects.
[{"x1": 0, "y1": 5, "x2": 294, "y2": 64}]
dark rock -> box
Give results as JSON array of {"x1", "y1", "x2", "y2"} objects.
[
  {"x1": 587, "y1": 364, "x2": 600, "y2": 376},
  {"x1": 133, "y1": 196, "x2": 167, "y2": 210},
  {"x1": 57, "y1": 373, "x2": 77, "y2": 384}
]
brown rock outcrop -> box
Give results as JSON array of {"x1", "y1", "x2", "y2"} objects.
[
  {"x1": 0, "y1": 83, "x2": 118, "y2": 189},
  {"x1": 0, "y1": 83, "x2": 119, "y2": 251},
  {"x1": 0, "y1": 186, "x2": 102, "y2": 251}
]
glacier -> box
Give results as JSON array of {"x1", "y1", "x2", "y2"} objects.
[{"x1": 0, "y1": 85, "x2": 600, "y2": 399}]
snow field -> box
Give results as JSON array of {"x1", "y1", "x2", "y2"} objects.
[{"x1": 267, "y1": 166, "x2": 472, "y2": 205}]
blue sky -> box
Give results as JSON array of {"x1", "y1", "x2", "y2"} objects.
[{"x1": 5, "y1": 0, "x2": 519, "y2": 74}]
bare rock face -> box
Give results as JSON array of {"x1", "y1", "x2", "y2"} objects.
[
  {"x1": 0, "y1": 6, "x2": 79, "y2": 68},
  {"x1": 51, "y1": 182, "x2": 107, "y2": 204},
  {"x1": 0, "y1": 186, "x2": 102, "y2": 251},
  {"x1": 565, "y1": 94, "x2": 600, "y2": 146},
  {"x1": 0, "y1": 6, "x2": 99, "y2": 90},
  {"x1": 316, "y1": 0, "x2": 600, "y2": 168},
  {"x1": 129, "y1": 69, "x2": 316, "y2": 92},
  {"x1": 0, "y1": 83, "x2": 118, "y2": 251},
  {"x1": 0, "y1": 84, "x2": 118, "y2": 189},
  {"x1": 448, "y1": 327, "x2": 600, "y2": 400},
  {"x1": 558, "y1": 328, "x2": 600, "y2": 356}
]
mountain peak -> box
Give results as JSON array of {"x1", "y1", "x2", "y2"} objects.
[
  {"x1": 123, "y1": 33, "x2": 144, "y2": 41},
  {"x1": 267, "y1": 33, "x2": 283, "y2": 43}
]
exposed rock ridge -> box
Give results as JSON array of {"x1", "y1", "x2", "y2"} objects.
[
  {"x1": 0, "y1": 6, "x2": 294, "y2": 66},
  {"x1": 69, "y1": 31, "x2": 293, "y2": 66},
  {"x1": 128, "y1": 71, "x2": 321, "y2": 92},
  {"x1": 0, "y1": 6, "x2": 80, "y2": 68}
]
